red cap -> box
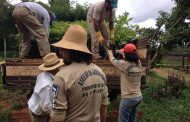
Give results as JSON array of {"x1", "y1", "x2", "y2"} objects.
[{"x1": 120, "y1": 43, "x2": 137, "y2": 53}]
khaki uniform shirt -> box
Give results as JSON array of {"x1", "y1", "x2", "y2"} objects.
[
  {"x1": 51, "y1": 62, "x2": 108, "y2": 122},
  {"x1": 110, "y1": 57, "x2": 142, "y2": 98},
  {"x1": 87, "y1": 1, "x2": 116, "y2": 23}
]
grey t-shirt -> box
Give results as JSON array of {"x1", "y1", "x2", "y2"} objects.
[{"x1": 16, "y1": 2, "x2": 50, "y2": 34}]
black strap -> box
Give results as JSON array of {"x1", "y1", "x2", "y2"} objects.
[
  {"x1": 32, "y1": 112, "x2": 49, "y2": 117},
  {"x1": 44, "y1": 60, "x2": 60, "y2": 68}
]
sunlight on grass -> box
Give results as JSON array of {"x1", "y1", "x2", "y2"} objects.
[
  {"x1": 157, "y1": 67, "x2": 190, "y2": 82},
  {"x1": 139, "y1": 81, "x2": 190, "y2": 121}
]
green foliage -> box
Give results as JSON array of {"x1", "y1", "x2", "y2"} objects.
[
  {"x1": 48, "y1": 0, "x2": 91, "y2": 21},
  {"x1": 172, "y1": 0, "x2": 190, "y2": 7},
  {"x1": 148, "y1": 72, "x2": 187, "y2": 100},
  {"x1": 156, "y1": 11, "x2": 171, "y2": 28},
  {"x1": 0, "y1": 0, "x2": 18, "y2": 51},
  {"x1": 0, "y1": 110, "x2": 11, "y2": 122},
  {"x1": 49, "y1": 0, "x2": 70, "y2": 7},
  {"x1": 21, "y1": 0, "x2": 35, "y2": 2},
  {"x1": 138, "y1": 27, "x2": 157, "y2": 37},
  {"x1": 155, "y1": 5, "x2": 190, "y2": 51},
  {"x1": 150, "y1": 46, "x2": 164, "y2": 68},
  {"x1": 11, "y1": 101, "x2": 23, "y2": 110},
  {"x1": 0, "y1": 51, "x2": 19, "y2": 58},
  {"x1": 139, "y1": 81, "x2": 190, "y2": 121},
  {"x1": 0, "y1": 74, "x2": 29, "y2": 120},
  {"x1": 163, "y1": 6, "x2": 190, "y2": 50},
  {"x1": 49, "y1": 20, "x2": 90, "y2": 44},
  {"x1": 114, "y1": 12, "x2": 140, "y2": 45}
]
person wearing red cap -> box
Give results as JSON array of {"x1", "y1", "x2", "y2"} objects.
[{"x1": 107, "y1": 43, "x2": 143, "y2": 122}]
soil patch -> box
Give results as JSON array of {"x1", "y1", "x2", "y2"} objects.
[
  {"x1": 152, "y1": 68, "x2": 168, "y2": 78},
  {"x1": 152, "y1": 68, "x2": 190, "y2": 81},
  {"x1": 0, "y1": 100, "x2": 11, "y2": 111}
]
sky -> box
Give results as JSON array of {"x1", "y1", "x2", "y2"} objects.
[{"x1": 11, "y1": 0, "x2": 176, "y2": 28}]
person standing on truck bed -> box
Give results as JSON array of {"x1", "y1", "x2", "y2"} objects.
[
  {"x1": 107, "y1": 43, "x2": 143, "y2": 122},
  {"x1": 28, "y1": 53, "x2": 63, "y2": 122},
  {"x1": 50, "y1": 24, "x2": 108, "y2": 122},
  {"x1": 87, "y1": 0, "x2": 118, "y2": 59},
  {"x1": 13, "y1": 2, "x2": 56, "y2": 59}
]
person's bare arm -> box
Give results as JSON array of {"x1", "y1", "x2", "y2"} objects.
[
  {"x1": 94, "y1": 19, "x2": 104, "y2": 45},
  {"x1": 100, "y1": 105, "x2": 108, "y2": 122},
  {"x1": 93, "y1": 19, "x2": 100, "y2": 32},
  {"x1": 109, "y1": 21, "x2": 114, "y2": 31}
]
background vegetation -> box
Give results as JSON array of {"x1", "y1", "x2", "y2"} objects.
[
  {"x1": 0, "y1": 0, "x2": 190, "y2": 71},
  {"x1": 0, "y1": 0, "x2": 190, "y2": 121}
]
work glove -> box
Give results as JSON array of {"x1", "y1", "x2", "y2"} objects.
[
  {"x1": 115, "y1": 50, "x2": 125, "y2": 58},
  {"x1": 110, "y1": 30, "x2": 114, "y2": 44},
  {"x1": 96, "y1": 31, "x2": 104, "y2": 46},
  {"x1": 115, "y1": 50, "x2": 120, "y2": 54},
  {"x1": 107, "y1": 50, "x2": 113, "y2": 59}
]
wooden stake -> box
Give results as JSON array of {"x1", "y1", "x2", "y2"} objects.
[{"x1": 4, "y1": 38, "x2": 6, "y2": 59}]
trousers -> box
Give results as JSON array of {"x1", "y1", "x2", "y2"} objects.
[
  {"x1": 29, "y1": 110, "x2": 49, "y2": 122},
  {"x1": 119, "y1": 96, "x2": 142, "y2": 122},
  {"x1": 87, "y1": 15, "x2": 110, "y2": 57},
  {"x1": 13, "y1": 6, "x2": 50, "y2": 57}
]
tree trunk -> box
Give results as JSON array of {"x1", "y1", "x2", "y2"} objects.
[
  {"x1": 146, "y1": 8, "x2": 188, "y2": 75},
  {"x1": 146, "y1": 40, "x2": 151, "y2": 75},
  {"x1": 185, "y1": 55, "x2": 190, "y2": 74},
  {"x1": 4, "y1": 38, "x2": 6, "y2": 59},
  {"x1": 146, "y1": 23, "x2": 162, "y2": 75},
  {"x1": 182, "y1": 56, "x2": 185, "y2": 68}
]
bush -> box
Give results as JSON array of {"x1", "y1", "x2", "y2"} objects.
[
  {"x1": 148, "y1": 73, "x2": 186, "y2": 100},
  {"x1": 139, "y1": 81, "x2": 190, "y2": 121},
  {"x1": 0, "y1": 51, "x2": 19, "y2": 58},
  {"x1": 0, "y1": 110, "x2": 11, "y2": 122}
]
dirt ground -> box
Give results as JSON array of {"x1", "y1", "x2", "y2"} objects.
[
  {"x1": 152, "y1": 68, "x2": 168, "y2": 78},
  {"x1": 152, "y1": 68, "x2": 190, "y2": 81},
  {"x1": 0, "y1": 101, "x2": 11, "y2": 111}
]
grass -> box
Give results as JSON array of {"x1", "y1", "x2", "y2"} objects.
[
  {"x1": 0, "y1": 72, "x2": 28, "y2": 121},
  {"x1": 156, "y1": 67, "x2": 190, "y2": 82},
  {"x1": 139, "y1": 82, "x2": 190, "y2": 121},
  {"x1": 161, "y1": 56, "x2": 188, "y2": 66},
  {"x1": 139, "y1": 71, "x2": 190, "y2": 121},
  {"x1": 0, "y1": 51, "x2": 19, "y2": 59},
  {"x1": 106, "y1": 71, "x2": 190, "y2": 122},
  {"x1": 148, "y1": 71, "x2": 168, "y2": 81}
]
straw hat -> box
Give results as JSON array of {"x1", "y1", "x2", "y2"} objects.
[
  {"x1": 39, "y1": 53, "x2": 64, "y2": 71},
  {"x1": 51, "y1": 24, "x2": 92, "y2": 54}
]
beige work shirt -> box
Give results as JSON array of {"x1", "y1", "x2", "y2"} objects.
[
  {"x1": 51, "y1": 62, "x2": 108, "y2": 122},
  {"x1": 110, "y1": 57, "x2": 143, "y2": 98},
  {"x1": 87, "y1": 1, "x2": 116, "y2": 22}
]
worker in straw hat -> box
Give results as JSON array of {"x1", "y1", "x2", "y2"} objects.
[
  {"x1": 87, "y1": 0, "x2": 118, "y2": 59},
  {"x1": 28, "y1": 53, "x2": 63, "y2": 122},
  {"x1": 107, "y1": 43, "x2": 143, "y2": 122},
  {"x1": 50, "y1": 24, "x2": 108, "y2": 122}
]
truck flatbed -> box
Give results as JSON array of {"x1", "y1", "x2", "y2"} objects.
[{"x1": 1, "y1": 58, "x2": 122, "y2": 90}]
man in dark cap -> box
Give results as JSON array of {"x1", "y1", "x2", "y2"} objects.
[{"x1": 13, "y1": 2, "x2": 56, "y2": 58}]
